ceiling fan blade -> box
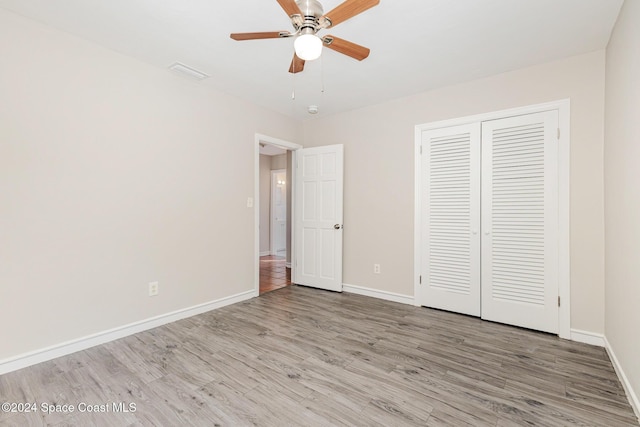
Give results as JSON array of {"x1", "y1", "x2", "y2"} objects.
[
  {"x1": 277, "y1": 0, "x2": 303, "y2": 17},
  {"x1": 230, "y1": 31, "x2": 289, "y2": 41},
  {"x1": 289, "y1": 53, "x2": 306, "y2": 73},
  {"x1": 321, "y1": 0, "x2": 379, "y2": 28},
  {"x1": 322, "y1": 35, "x2": 370, "y2": 61}
]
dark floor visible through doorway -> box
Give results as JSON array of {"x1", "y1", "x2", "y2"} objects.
[{"x1": 259, "y1": 255, "x2": 291, "y2": 294}]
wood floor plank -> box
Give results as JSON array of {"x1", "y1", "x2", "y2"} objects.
[
  {"x1": 300, "y1": 391, "x2": 372, "y2": 427},
  {"x1": 1, "y1": 285, "x2": 637, "y2": 426},
  {"x1": 197, "y1": 380, "x2": 261, "y2": 425},
  {"x1": 296, "y1": 356, "x2": 374, "y2": 411}
]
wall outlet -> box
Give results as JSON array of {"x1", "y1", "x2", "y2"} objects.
[
  {"x1": 148, "y1": 281, "x2": 159, "y2": 297},
  {"x1": 374, "y1": 264, "x2": 381, "y2": 274},
  {"x1": 247, "y1": 197, "x2": 254, "y2": 208}
]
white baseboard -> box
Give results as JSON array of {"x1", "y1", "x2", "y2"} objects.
[
  {"x1": 285, "y1": 262, "x2": 291, "y2": 269},
  {"x1": 259, "y1": 251, "x2": 271, "y2": 257},
  {"x1": 0, "y1": 290, "x2": 255, "y2": 375},
  {"x1": 605, "y1": 337, "x2": 640, "y2": 421},
  {"x1": 570, "y1": 329, "x2": 605, "y2": 347},
  {"x1": 343, "y1": 283, "x2": 414, "y2": 305}
]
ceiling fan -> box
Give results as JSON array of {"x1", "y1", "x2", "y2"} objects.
[{"x1": 230, "y1": 0, "x2": 379, "y2": 74}]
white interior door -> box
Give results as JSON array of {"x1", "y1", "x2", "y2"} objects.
[
  {"x1": 294, "y1": 145, "x2": 344, "y2": 292},
  {"x1": 481, "y1": 111, "x2": 559, "y2": 333},
  {"x1": 420, "y1": 123, "x2": 481, "y2": 316},
  {"x1": 270, "y1": 170, "x2": 287, "y2": 257}
]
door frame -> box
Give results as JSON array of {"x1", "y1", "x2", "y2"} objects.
[
  {"x1": 413, "y1": 99, "x2": 571, "y2": 339},
  {"x1": 254, "y1": 133, "x2": 302, "y2": 297},
  {"x1": 270, "y1": 169, "x2": 287, "y2": 257}
]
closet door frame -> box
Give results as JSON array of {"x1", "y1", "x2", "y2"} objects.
[{"x1": 414, "y1": 99, "x2": 571, "y2": 339}]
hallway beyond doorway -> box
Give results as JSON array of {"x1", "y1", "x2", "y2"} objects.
[{"x1": 259, "y1": 255, "x2": 291, "y2": 294}]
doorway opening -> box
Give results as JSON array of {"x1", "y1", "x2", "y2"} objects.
[
  {"x1": 254, "y1": 134, "x2": 344, "y2": 296},
  {"x1": 255, "y1": 134, "x2": 302, "y2": 295}
]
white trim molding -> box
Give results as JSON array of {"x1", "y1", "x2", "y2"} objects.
[
  {"x1": 570, "y1": 329, "x2": 605, "y2": 347},
  {"x1": 259, "y1": 251, "x2": 271, "y2": 257},
  {"x1": 0, "y1": 290, "x2": 255, "y2": 376},
  {"x1": 605, "y1": 337, "x2": 640, "y2": 421},
  {"x1": 343, "y1": 283, "x2": 414, "y2": 306}
]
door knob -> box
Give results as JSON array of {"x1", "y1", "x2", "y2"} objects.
[{"x1": 334, "y1": 224, "x2": 342, "y2": 230}]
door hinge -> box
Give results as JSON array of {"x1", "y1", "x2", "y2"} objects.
[
  {"x1": 420, "y1": 145, "x2": 423, "y2": 155},
  {"x1": 419, "y1": 275, "x2": 422, "y2": 284},
  {"x1": 557, "y1": 128, "x2": 560, "y2": 139},
  {"x1": 558, "y1": 296, "x2": 560, "y2": 307}
]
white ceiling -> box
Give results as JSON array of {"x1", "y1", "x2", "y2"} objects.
[
  {"x1": 0, "y1": 0, "x2": 623, "y2": 121},
  {"x1": 259, "y1": 143, "x2": 287, "y2": 156}
]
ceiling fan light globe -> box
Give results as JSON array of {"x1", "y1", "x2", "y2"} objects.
[{"x1": 294, "y1": 34, "x2": 322, "y2": 61}]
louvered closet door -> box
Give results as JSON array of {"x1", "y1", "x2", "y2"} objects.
[
  {"x1": 421, "y1": 123, "x2": 481, "y2": 316},
  {"x1": 481, "y1": 111, "x2": 559, "y2": 333}
]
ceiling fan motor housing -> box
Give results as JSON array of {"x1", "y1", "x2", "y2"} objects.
[
  {"x1": 295, "y1": 0, "x2": 325, "y2": 32},
  {"x1": 296, "y1": 0, "x2": 324, "y2": 18}
]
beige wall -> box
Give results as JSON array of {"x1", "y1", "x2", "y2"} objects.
[
  {"x1": 604, "y1": 0, "x2": 640, "y2": 412},
  {"x1": 0, "y1": 9, "x2": 301, "y2": 360},
  {"x1": 303, "y1": 50, "x2": 606, "y2": 334},
  {"x1": 259, "y1": 155, "x2": 272, "y2": 254},
  {"x1": 271, "y1": 153, "x2": 287, "y2": 170}
]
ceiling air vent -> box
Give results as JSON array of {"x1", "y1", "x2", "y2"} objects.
[{"x1": 168, "y1": 62, "x2": 209, "y2": 81}]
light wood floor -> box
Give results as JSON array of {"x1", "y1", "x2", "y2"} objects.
[
  {"x1": 1, "y1": 285, "x2": 637, "y2": 426},
  {"x1": 259, "y1": 255, "x2": 291, "y2": 294}
]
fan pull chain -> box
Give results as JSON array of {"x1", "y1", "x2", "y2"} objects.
[
  {"x1": 291, "y1": 54, "x2": 296, "y2": 100},
  {"x1": 290, "y1": 49, "x2": 297, "y2": 121},
  {"x1": 320, "y1": 54, "x2": 325, "y2": 94}
]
